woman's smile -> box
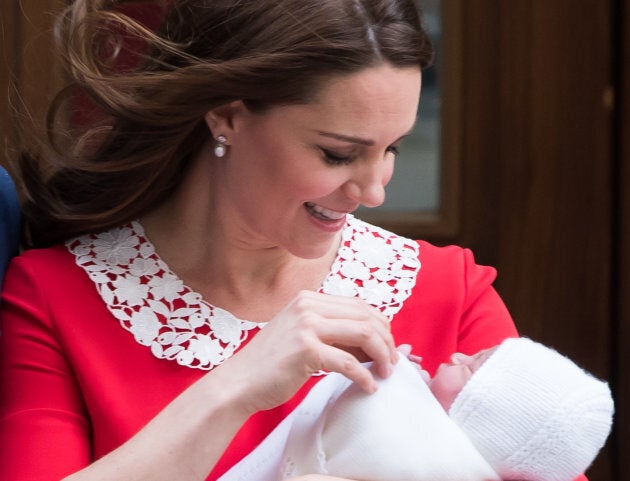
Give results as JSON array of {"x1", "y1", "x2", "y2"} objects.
[
  {"x1": 304, "y1": 202, "x2": 347, "y2": 221},
  {"x1": 304, "y1": 202, "x2": 349, "y2": 232}
]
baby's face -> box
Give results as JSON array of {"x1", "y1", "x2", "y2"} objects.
[{"x1": 428, "y1": 347, "x2": 496, "y2": 412}]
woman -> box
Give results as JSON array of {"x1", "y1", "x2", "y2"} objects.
[{"x1": 0, "y1": 1, "x2": 522, "y2": 480}]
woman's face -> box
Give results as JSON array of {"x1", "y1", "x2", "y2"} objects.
[
  {"x1": 428, "y1": 347, "x2": 496, "y2": 412},
  {"x1": 207, "y1": 64, "x2": 421, "y2": 259}
]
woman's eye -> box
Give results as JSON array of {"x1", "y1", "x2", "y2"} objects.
[
  {"x1": 386, "y1": 145, "x2": 400, "y2": 156},
  {"x1": 322, "y1": 149, "x2": 353, "y2": 165}
]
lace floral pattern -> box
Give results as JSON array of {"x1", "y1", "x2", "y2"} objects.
[{"x1": 67, "y1": 215, "x2": 420, "y2": 370}]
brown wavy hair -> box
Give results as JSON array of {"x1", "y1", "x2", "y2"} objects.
[{"x1": 18, "y1": 0, "x2": 433, "y2": 248}]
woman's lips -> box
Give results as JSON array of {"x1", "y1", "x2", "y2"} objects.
[{"x1": 304, "y1": 202, "x2": 347, "y2": 221}]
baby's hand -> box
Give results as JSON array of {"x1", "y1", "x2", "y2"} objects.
[{"x1": 397, "y1": 344, "x2": 431, "y2": 382}]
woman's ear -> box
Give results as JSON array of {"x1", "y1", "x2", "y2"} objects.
[{"x1": 203, "y1": 100, "x2": 248, "y2": 138}]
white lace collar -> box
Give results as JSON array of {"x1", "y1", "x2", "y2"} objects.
[{"x1": 67, "y1": 215, "x2": 420, "y2": 370}]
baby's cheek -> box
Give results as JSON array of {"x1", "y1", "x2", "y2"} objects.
[{"x1": 429, "y1": 364, "x2": 472, "y2": 412}]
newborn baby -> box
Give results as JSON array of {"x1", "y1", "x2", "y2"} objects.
[{"x1": 281, "y1": 337, "x2": 614, "y2": 481}]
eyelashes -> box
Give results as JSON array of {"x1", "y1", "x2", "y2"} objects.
[
  {"x1": 321, "y1": 146, "x2": 400, "y2": 166},
  {"x1": 322, "y1": 148, "x2": 353, "y2": 165},
  {"x1": 386, "y1": 145, "x2": 400, "y2": 156}
]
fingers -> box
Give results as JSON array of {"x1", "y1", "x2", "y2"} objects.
[
  {"x1": 408, "y1": 353, "x2": 423, "y2": 364},
  {"x1": 292, "y1": 291, "x2": 392, "y2": 339},
  {"x1": 298, "y1": 289, "x2": 393, "y2": 327},
  {"x1": 397, "y1": 344, "x2": 431, "y2": 381},
  {"x1": 290, "y1": 292, "x2": 397, "y2": 379},
  {"x1": 450, "y1": 352, "x2": 474, "y2": 364},
  {"x1": 314, "y1": 316, "x2": 395, "y2": 379},
  {"x1": 317, "y1": 344, "x2": 379, "y2": 394},
  {"x1": 249, "y1": 291, "x2": 399, "y2": 400},
  {"x1": 226, "y1": 292, "x2": 398, "y2": 413},
  {"x1": 397, "y1": 343, "x2": 412, "y2": 356},
  {"x1": 397, "y1": 344, "x2": 423, "y2": 364},
  {"x1": 417, "y1": 367, "x2": 431, "y2": 383}
]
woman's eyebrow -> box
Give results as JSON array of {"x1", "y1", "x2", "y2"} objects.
[
  {"x1": 316, "y1": 126, "x2": 416, "y2": 146},
  {"x1": 316, "y1": 131, "x2": 375, "y2": 146}
]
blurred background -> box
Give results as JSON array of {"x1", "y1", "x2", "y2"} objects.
[{"x1": 1, "y1": 1, "x2": 628, "y2": 480}]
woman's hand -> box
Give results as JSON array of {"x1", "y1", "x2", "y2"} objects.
[{"x1": 224, "y1": 290, "x2": 398, "y2": 413}]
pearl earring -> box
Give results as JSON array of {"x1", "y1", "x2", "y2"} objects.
[{"x1": 214, "y1": 135, "x2": 227, "y2": 158}]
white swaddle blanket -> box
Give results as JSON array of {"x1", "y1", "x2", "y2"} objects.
[{"x1": 219, "y1": 356, "x2": 500, "y2": 481}]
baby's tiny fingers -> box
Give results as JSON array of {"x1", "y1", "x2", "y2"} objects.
[
  {"x1": 397, "y1": 344, "x2": 412, "y2": 356},
  {"x1": 408, "y1": 354, "x2": 423, "y2": 364},
  {"x1": 397, "y1": 344, "x2": 423, "y2": 365},
  {"x1": 418, "y1": 368, "x2": 431, "y2": 383}
]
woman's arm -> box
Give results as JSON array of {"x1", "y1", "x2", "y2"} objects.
[
  {"x1": 62, "y1": 363, "x2": 251, "y2": 481},
  {"x1": 1, "y1": 255, "x2": 396, "y2": 481},
  {"x1": 63, "y1": 292, "x2": 397, "y2": 481}
]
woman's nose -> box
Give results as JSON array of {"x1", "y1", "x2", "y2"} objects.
[
  {"x1": 348, "y1": 180, "x2": 386, "y2": 208},
  {"x1": 344, "y1": 160, "x2": 392, "y2": 208}
]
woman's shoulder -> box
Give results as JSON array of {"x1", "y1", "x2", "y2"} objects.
[
  {"x1": 416, "y1": 240, "x2": 492, "y2": 270},
  {"x1": 414, "y1": 240, "x2": 498, "y2": 293},
  {"x1": 416, "y1": 239, "x2": 469, "y2": 259},
  {"x1": 3, "y1": 243, "x2": 85, "y2": 297},
  {"x1": 12, "y1": 220, "x2": 138, "y2": 274},
  {"x1": 11, "y1": 243, "x2": 76, "y2": 269}
]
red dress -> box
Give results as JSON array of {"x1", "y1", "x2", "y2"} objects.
[{"x1": 0, "y1": 217, "x2": 536, "y2": 480}]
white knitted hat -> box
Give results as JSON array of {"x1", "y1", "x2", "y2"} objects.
[{"x1": 449, "y1": 337, "x2": 614, "y2": 481}]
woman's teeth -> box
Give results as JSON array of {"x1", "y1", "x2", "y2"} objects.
[{"x1": 305, "y1": 202, "x2": 346, "y2": 221}]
